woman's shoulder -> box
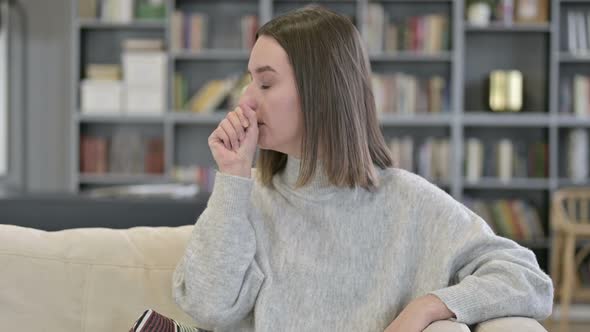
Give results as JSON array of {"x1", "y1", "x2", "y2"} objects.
[
  {"x1": 378, "y1": 166, "x2": 439, "y2": 193},
  {"x1": 378, "y1": 166, "x2": 456, "y2": 206}
]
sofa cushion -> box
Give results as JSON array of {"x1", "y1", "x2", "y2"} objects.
[{"x1": 0, "y1": 224, "x2": 196, "y2": 331}]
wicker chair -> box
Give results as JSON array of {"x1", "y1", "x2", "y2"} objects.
[{"x1": 550, "y1": 187, "x2": 590, "y2": 332}]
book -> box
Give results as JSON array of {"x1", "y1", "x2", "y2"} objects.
[
  {"x1": 109, "y1": 129, "x2": 145, "y2": 174},
  {"x1": 465, "y1": 198, "x2": 544, "y2": 241},
  {"x1": 466, "y1": 138, "x2": 484, "y2": 183},
  {"x1": 122, "y1": 38, "x2": 165, "y2": 52},
  {"x1": 85, "y1": 64, "x2": 121, "y2": 81},
  {"x1": 497, "y1": 139, "x2": 513, "y2": 181},
  {"x1": 80, "y1": 136, "x2": 109, "y2": 174},
  {"x1": 367, "y1": 3, "x2": 385, "y2": 54},
  {"x1": 81, "y1": 80, "x2": 123, "y2": 114},
  {"x1": 567, "y1": 128, "x2": 589, "y2": 182},
  {"x1": 79, "y1": 0, "x2": 98, "y2": 19},
  {"x1": 100, "y1": 0, "x2": 133, "y2": 23},
  {"x1": 188, "y1": 75, "x2": 239, "y2": 113},
  {"x1": 573, "y1": 75, "x2": 589, "y2": 117},
  {"x1": 577, "y1": 12, "x2": 589, "y2": 55},
  {"x1": 135, "y1": 0, "x2": 166, "y2": 21},
  {"x1": 174, "y1": 72, "x2": 189, "y2": 110},
  {"x1": 568, "y1": 11, "x2": 578, "y2": 54},
  {"x1": 145, "y1": 138, "x2": 164, "y2": 174}
]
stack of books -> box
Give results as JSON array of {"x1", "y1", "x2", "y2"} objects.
[
  {"x1": 366, "y1": 3, "x2": 449, "y2": 54},
  {"x1": 566, "y1": 10, "x2": 590, "y2": 55},
  {"x1": 560, "y1": 74, "x2": 590, "y2": 117},
  {"x1": 122, "y1": 38, "x2": 166, "y2": 115},
  {"x1": 465, "y1": 138, "x2": 548, "y2": 183},
  {"x1": 372, "y1": 73, "x2": 449, "y2": 114},
  {"x1": 464, "y1": 198, "x2": 545, "y2": 242},
  {"x1": 81, "y1": 64, "x2": 123, "y2": 114},
  {"x1": 388, "y1": 137, "x2": 451, "y2": 182},
  {"x1": 175, "y1": 72, "x2": 250, "y2": 113},
  {"x1": 171, "y1": 11, "x2": 258, "y2": 51},
  {"x1": 80, "y1": 132, "x2": 164, "y2": 175},
  {"x1": 78, "y1": 0, "x2": 165, "y2": 22}
]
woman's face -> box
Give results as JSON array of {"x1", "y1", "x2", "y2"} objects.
[{"x1": 240, "y1": 35, "x2": 304, "y2": 157}]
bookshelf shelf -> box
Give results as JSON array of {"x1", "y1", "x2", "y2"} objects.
[
  {"x1": 77, "y1": 19, "x2": 166, "y2": 29},
  {"x1": 463, "y1": 112, "x2": 551, "y2": 127},
  {"x1": 171, "y1": 50, "x2": 250, "y2": 61},
  {"x1": 78, "y1": 173, "x2": 171, "y2": 185},
  {"x1": 376, "y1": 0, "x2": 453, "y2": 3},
  {"x1": 76, "y1": 113, "x2": 166, "y2": 123},
  {"x1": 464, "y1": 23, "x2": 551, "y2": 33},
  {"x1": 557, "y1": 115, "x2": 590, "y2": 127},
  {"x1": 558, "y1": 179, "x2": 590, "y2": 187},
  {"x1": 369, "y1": 51, "x2": 453, "y2": 62},
  {"x1": 463, "y1": 178, "x2": 551, "y2": 190},
  {"x1": 378, "y1": 114, "x2": 452, "y2": 126},
  {"x1": 168, "y1": 111, "x2": 228, "y2": 125},
  {"x1": 559, "y1": 53, "x2": 590, "y2": 63},
  {"x1": 275, "y1": 0, "x2": 356, "y2": 2}
]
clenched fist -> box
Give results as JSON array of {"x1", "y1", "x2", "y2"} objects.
[{"x1": 208, "y1": 102, "x2": 259, "y2": 178}]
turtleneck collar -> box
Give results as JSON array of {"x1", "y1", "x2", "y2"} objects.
[{"x1": 273, "y1": 155, "x2": 356, "y2": 200}]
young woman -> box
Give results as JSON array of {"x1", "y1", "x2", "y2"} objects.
[{"x1": 172, "y1": 6, "x2": 553, "y2": 332}]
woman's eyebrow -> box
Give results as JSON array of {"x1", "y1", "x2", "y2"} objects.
[{"x1": 247, "y1": 65, "x2": 278, "y2": 75}]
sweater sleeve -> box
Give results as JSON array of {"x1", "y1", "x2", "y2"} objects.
[
  {"x1": 421, "y1": 185, "x2": 554, "y2": 325},
  {"x1": 172, "y1": 171, "x2": 265, "y2": 330}
]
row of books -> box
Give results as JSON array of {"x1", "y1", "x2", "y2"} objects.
[
  {"x1": 566, "y1": 129, "x2": 589, "y2": 182},
  {"x1": 80, "y1": 133, "x2": 164, "y2": 175},
  {"x1": 566, "y1": 10, "x2": 590, "y2": 55},
  {"x1": 560, "y1": 75, "x2": 590, "y2": 117},
  {"x1": 81, "y1": 38, "x2": 166, "y2": 115},
  {"x1": 172, "y1": 166, "x2": 217, "y2": 193},
  {"x1": 388, "y1": 137, "x2": 451, "y2": 182},
  {"x1": 171, "y1": 11, "x2": 258, "y2": 51},
  {"x1": 366, "y1": 4, "x2": 450, "y2": 54},
  {"x1": 174, "y1": 72, "x2": 250, "y2": 113},
  {"x1": 372, "y1": 73, "x2": 450, "y2": 114},
  {"x1": 465, "y1": 138, "x2": 548, "y2": 182},
  {"x1": 78, "y1": 0, "x2": 165, "y2": 22},
  {"x1": 464, "y1": 198, "x2": 545, "y2": 241}
]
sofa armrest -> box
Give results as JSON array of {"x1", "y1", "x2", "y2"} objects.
[
  {"x1": 424, "y1": 320, "x2": 470, "y2": 332},
  {"x1": 474, "y1": 317, "x2": 547, "y2": 332}
]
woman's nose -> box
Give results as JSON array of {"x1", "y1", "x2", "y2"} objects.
[{"x1": 238, "y1": 85, "x2": 258, "y2": 111}]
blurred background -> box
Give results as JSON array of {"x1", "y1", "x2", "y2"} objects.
[{"x1": 1, "y1": 0, "x2": 590, "y2": 330}]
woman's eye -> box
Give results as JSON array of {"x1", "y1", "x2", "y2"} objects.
[{"x1": 261, "y1": 85, "x2": 270, "y2": 90}]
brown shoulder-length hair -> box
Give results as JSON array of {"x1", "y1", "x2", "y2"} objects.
[{"x1": 255, "y1": 5, "x2": 393, "y2": 191}]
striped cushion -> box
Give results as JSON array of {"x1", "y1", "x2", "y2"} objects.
[{"x1": 129, "y1": 309, "x2": 204, "y2": 332}]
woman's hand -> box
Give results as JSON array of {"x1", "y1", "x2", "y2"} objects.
[
  {"x1": 384, "y1": 294, "x2": 455, "y2": 332},
  {"x1": 208, "y1": 103, "x2": 259, "y2": 178}
]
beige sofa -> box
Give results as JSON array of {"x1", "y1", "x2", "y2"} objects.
[{"x1": 0, "y1": 224, "x2": 548, "y2": 332}]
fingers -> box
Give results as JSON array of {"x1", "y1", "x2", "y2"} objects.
[
  {"x1": 241, "y1": 104, "x2": 258, "y2": 128},
  {"x1": 212, "y1": 126, "x2": 231, "y2": 150},
  {"x1": 220, "y1": 118, "x2": 239, "y2": 150},
  {"x1": 210, "y1": 106, "x2": 255, "y2": 151},
  {"x1": 227, "y1": 111, "x2": 245, "y2": 141},
  {"x1": 233, "y1": 106, "x2": 250, "y2": 128}
]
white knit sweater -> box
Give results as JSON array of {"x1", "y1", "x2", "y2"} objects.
[{"x1": 172, "y1": 156, "x2": 553, "y2": 331}]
